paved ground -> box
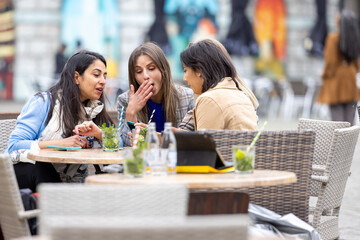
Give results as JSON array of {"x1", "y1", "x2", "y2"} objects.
[{"x1": 1, "y1": 101, "x2": 359, "y2": 239}]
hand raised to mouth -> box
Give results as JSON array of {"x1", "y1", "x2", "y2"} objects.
[{"x1": 126, "y1": 80, "x2": 154, "y2": 123}]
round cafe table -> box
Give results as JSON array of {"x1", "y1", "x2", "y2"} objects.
[
  {"x1": 27, "y1": 148, "x2": 297, "y2": 189},
  {"x1": 27, "y1": 148, "x2": 130, "y2": 165},
  {"x1": 85, "y1": 170, "x2": 296, "y2": 189},
  {"x1": 85, "y1": 170, "x2": 296, "y2": 216}
]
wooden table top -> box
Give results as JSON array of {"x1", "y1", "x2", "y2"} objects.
[
  {"x1": 85, "y1": 170, "x2": 296, "y2": 189},
  {"x1": 27, "y1": 148, "x2": 130, "y2": 164}
]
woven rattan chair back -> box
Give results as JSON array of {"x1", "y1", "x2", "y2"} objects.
[
  {"x1": 311, "y1": 126, "x2": 360, "y2": 240},
  {"x1": 0, "y1": 112, "x2": 19, "y2": 120},
  {"x1": 298, "y1": 118, "x2": 350, "y2": 197},
  {"x1": 0, "y1": 119, "x2": 16, "y2": 153},
  {"x1": 0, "y1": 154, "x2": 38, "y2": 239},
  {"x1": 48, "y1": 215, "x2": 250, "y2": 240},
  {"x1": 199, "y1": 129, "x2": 315, "y2": 222},
  {"x1": 298, "y1": 118, "x2": 350, "y2": 166},
  {"x1": 39, "y1": 183, "x2": 188, "y2": 236}
]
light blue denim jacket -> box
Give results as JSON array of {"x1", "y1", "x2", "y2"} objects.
[{"x1": 6, "y1": 93, "x2": 50, "y2": 154}]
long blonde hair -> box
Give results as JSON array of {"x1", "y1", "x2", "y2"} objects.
[
  {"x1": 208, "y1": 38, "x2": 259, "y2": 109},
  {"x1": 128, "y1": 42, "x2": 179, "y2": 125}
]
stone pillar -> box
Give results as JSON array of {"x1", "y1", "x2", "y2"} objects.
[{"x1": 13, "y1": 0, "x2": 61, "y2": 101}]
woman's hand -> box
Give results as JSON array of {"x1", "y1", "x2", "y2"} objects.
[
  {"x1": 134, "y1": 122, "x2": 148, "y2": 129},
  {"x1": 171, "y1": 127, "x2": 184, "y2": 132},
  {"x1": 38, "y1": 135, "x2": 89, "y2": 149},
  {"x1": 128, "y1": 124, "x2": 147, "y2": 147},
  {"x1": 133, "y1": 123, "x2": 163, "y2": 145},
  {"x1": 126, "y1": 81, "x2": 153, "y2": 122},
  {"x1": 128, "y1": 131, "x2": 133, "y2": 147},
  {"x1": 73, "y1": 121, "x2": 102, "y2": 141}
]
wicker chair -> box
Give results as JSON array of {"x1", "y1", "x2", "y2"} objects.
[
  {"x1": 38, "y1": 183, "x2": 189, "y2": 236},
  {"x1": 0, "y1": 112, "x2": 19, "y2": 120},
  {"x1": 0, "y1": 154, "x2": 40, "y2": 240},
  {"x1": 48, "y1": 215, "x2": 250, "y2": 240},
  {"x1": 309, "y1": 126, "x2": 360, "y2": 240},
  {"x1": 298, "y1": 118, "x2": 350, "y2": 197},
  {"x1": 198, "y1": 129, "x2": 315, "y2": 223},
  {"x1": 0, "y1": 119, "x2": 16, "y2": 153}
]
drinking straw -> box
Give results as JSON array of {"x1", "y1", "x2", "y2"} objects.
[
  {"x1": 118, "y1": 106, "x2": 124, "y2": 131},
  {"x1": 246, "y1": 121, "x2": 268, "y2": 152},
  {"x1": 132, "y1": 127, "x2": 141, "y2": 148},
  {"x1": 148, "y1": 109, "x2": 155, "y2": 124}
]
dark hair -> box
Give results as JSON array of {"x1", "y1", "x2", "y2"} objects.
[
  {"x1": 339, "y1": 9, "x2": 360, "y2": 63},
  {"x1": 37, "y1": 50, "x2": 112, "y2": 137},
  {"x1": 128, "y1": 42, "x2": 179, "y2": 126},
  {"x1": 180, "y1": 39, "x2": 240, "y2": 92}
]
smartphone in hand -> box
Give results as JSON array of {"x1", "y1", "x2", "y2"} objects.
[
  {"x1": 127, "y1": 120, "x2": 135, "y2": 130},
  {"x1": 47, "y1": 146, "x2": 82, "y2": 151}
]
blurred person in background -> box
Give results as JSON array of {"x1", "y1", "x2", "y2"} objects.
[
  {"x1": 317, "y1": 9, "x2": 360, "y2": 125},
  {"x1": 54, "y1": 43, "x2": 67, "y2": 83},
  {"x1": 117, "y1": 42, "x2": 194, "y2": 146},
  {"x1": 6, "y1": 50, "x2": 113, "y2": 192},
  {"x1": 180, "y1": 39, "x2": 258, "y2": 130}
]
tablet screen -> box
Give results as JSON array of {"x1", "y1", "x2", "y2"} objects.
[{"x1": 173, "y1": 132, "x2": 229, "y2": 169}]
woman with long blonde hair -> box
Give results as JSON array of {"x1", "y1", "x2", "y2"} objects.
[{"x1": 117, "y1": 42, "x2": 194, "y2": 145}]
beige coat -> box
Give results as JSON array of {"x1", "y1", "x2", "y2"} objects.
[
  {"x1": 194, "y1": 77, "x2": 258, "y2": 131},
  {"x1": 317, "y1": 32, "x2": 360, "y2": 104}
]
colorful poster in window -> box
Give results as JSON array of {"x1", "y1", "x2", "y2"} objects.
[
  {"x1": 303, "y1": 0, "x2": 327, "y2": 57},
  {"x1": 0, "y1": 0, "x2": 14, "y2": 100},
  {"x1": 254, "y1": 0, "x2": 286, "y2": 81},
  {"x1": 164, "y1": 0, "x2": 219, "y2": 80},
  {"x1": 61, "y1": 0, "x2": 119, "y2": 78},
  {"x1": 223, "y1": 0, "x2": 258, "y2": 56}
]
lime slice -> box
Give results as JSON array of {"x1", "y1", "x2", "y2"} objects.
[{"x1": 235, "y1": 150, "x2": 245, "y2": 159}]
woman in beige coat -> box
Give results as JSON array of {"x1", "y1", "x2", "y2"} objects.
[
  {"x1": 180, "y1": 39, "x2": 258, "y2": 130},
  {"x1": 317, "y1": 10, "x2": 360, "y2": 124}
]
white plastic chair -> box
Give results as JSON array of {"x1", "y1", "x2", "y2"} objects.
[{"x1": 281, "y1": 78, "x2": 319, "y2": 120}]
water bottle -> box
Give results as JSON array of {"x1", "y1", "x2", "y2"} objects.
[
  {"x1": 161, "y1": 122, "x2": 177, "y2": 174},
  {"x1": 145, "y1": 122, "x2": 163, "y2": 175}
]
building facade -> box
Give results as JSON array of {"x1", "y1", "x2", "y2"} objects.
[{"x1": 11, "y1": 0, "x2": 343, "y2": 101}]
